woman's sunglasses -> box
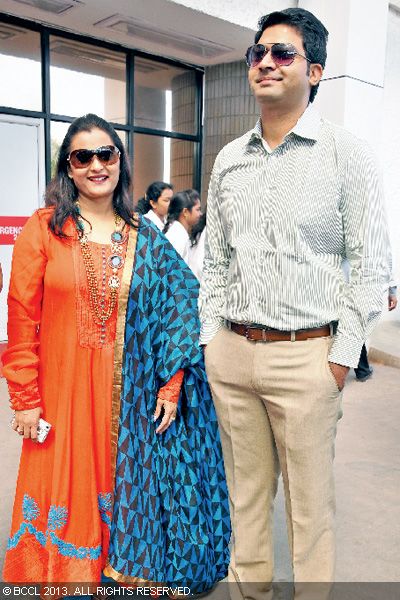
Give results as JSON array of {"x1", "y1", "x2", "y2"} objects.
[
  {"x1": 67, "y1": 145, "x2": 121, "y2": 169},
  {"x1": 245, "y1": 43, "x2": 310, "y2": 68}
]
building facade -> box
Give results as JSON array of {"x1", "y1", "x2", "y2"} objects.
[{"x1": 0, "y1": 0, "x2": 399, "y2": 340}]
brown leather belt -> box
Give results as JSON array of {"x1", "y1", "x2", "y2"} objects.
[{"x1": 226, "y1": 321, "x2": 334, "y2": 342}]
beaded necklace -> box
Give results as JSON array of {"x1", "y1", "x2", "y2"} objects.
[{"x1": 75, "y1": 202, "x2": 128, "y2": 329}]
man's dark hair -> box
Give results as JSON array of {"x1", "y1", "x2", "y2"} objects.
[{"x1": 254, "y1": 8, "x2": 328, "y2": 103}]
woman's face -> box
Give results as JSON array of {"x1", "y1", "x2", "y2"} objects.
[
  {"x1": 67, "y1": 127, "x2": 120, "y2": 205},
  {"x1": 184, "y1": 200, "x2": 202, "y2": 231},
  {"x1": 150, "y1": 188, "x2": 173, "y2": 219}
]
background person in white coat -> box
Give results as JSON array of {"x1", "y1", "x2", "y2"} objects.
[
  {"x1": 136, "y1": 181, "x2": 173, "y2": 230},
  {"x1": 164, "y1": 189, "x2": 202, "y2": 264},
  {"x1": 187, "y1": 212, "x2": 207, "y2": 282}
]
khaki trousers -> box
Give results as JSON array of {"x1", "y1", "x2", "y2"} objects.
[{"x1": 205, "y1": 327, "x2": 342, "y2": 600}]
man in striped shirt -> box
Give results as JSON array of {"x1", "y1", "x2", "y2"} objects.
[{"x1": 200, "y1": 7, "x2": 391, "y2": 598}]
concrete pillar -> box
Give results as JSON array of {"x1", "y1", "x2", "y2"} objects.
[
  {"x1": 170, "y1": 138, "x2": 194, "y2": 191},
  {"x1": 170, "y1": 71, "x2": 196, "y2": 190},
  {"x1": 202, "y1": 61, "x2": 259, "y2": 200},
  {"x1": 171, "y1": 71, "x2": 196, "y2": 135}
]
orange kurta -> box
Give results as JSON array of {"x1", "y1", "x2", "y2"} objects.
[
  {"x1": 2, "y1": 208, "x2": 180, "y2": 583},
  {"x1": 3, "y1": 208, "x2": 119, "y2": 582}
]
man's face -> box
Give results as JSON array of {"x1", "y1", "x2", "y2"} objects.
[{"x1": 248, "y1": 24, "x2": 321, "y2": 108}]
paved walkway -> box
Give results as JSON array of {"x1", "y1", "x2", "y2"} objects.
[
  {"x1": 369, "y1": 318, "x2": 400, "y2": 368},
  {"x1": 1, "y1": 356, "x2": 399, "y2": 584}
]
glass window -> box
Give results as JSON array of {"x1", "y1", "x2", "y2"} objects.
[
  {"x1": 51, "y1": 122, "x2": 128, "y2": 178},
  {"x1": 51, "y1": 121, "x2": 69, "y2": 177},
  {"x1": 116, "y1": 130, "x2": 128, "y2": 151},
  {"x1": 133, "y1": 134, "x2": 194, "y2": 202},
  {"x1": 50, "y1": 37, "x2": 126, "y2": 123},
  {"x1": 134, "y1": 57, "x2": 197, "y2": 135},
  {"x1": 0, "y1": 24, "x2": 41, "y2": 111}
]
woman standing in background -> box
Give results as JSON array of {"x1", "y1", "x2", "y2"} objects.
[
  {"x1": 164, "y1": 189, "x2": 201, "y2": 264},
  {"x1": 136, "y1": 181, "x2": 173, "y2": 230},
  {"x1": 187, "y1": 212, "x2": 207, "y2": 282}
]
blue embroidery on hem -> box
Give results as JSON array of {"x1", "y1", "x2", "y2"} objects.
[
  {"x1": 8, "y1": 493, "x2": 109, "y2": 560},
  {"x1": 47, "y1": 505, "x2": 68, "y2": 531},
  {"x1": 22, "y1": 494, "x2": 40, "y2": 522},
  {"x1": 49, "y1": 532, "x2": 101, "y2": 560},
  {"x1": 8, "y1": 522, "x2": 46, "y2": 549}
]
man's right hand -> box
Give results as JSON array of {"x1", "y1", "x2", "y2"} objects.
[
  {"x1": 328, "y1": 362, "x2": 349, "y2": 392},
  {"x1": 12, "y1": 407, "x2": 42, "y2": 441},
  {"x1": 388, "y1": 293, "x2": 398, "y2": 311}
]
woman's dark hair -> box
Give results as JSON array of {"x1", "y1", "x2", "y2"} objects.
[
  {"x1": 190, "y1": 211, "x2": 206, "y2": 246},
  {"x1": 163, "y1": 189, "x2": 200, "y2": 234},
  {"x1": 254, "y1": 8, "x2": 329, "y2": 103},
  {"x1": 136, "y1": 181, "x2": 173, "y2": 214},
  {"x1": 45, "y1": 113, "x2": 133, "y2": 237}
]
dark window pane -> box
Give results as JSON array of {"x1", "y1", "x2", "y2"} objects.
[
  {"x1": 134, "y1": 57, "x2": 196, "y2": 135},
  {"x1": 0, "y1": 24, "x2": 41, "y2": 111},
  {"x1": 133, "y1": 134, "x2": 194, "y2": 201},
  {"x1": 50, "y1": 37, "x2": 126, "y2": 123}
]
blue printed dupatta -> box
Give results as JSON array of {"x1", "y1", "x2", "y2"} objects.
[{"x1": 105, "y1": 217, "x2": 231, "y2": 592}]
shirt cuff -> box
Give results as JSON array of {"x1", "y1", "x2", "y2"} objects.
[
  {"x1": 199, "y1": 319, "x2": 224, "y2": 346},
  {"x1": 328, "y1": 334, "x2": 364, "y2": 369}
]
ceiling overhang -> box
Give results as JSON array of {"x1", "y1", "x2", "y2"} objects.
[{"x1": 0, "y1": 0, "x2": 271, "y2": 66}]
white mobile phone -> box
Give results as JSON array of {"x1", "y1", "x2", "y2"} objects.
[
  {"x1": 37, "y1": 418, "x2": 52, "y2": 443},
  {"x1": 10, "y1": 415, "x2": 52, "y2": 442}
]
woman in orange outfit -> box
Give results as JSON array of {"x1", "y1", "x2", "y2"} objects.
[{"x1": 2, "y1": 114, "x2": 230, "y2": 591}]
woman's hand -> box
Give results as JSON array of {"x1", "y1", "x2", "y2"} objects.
[
  {"x1": 12, "y1": 407, "x2": 42, "y2": 441},
  {"x1": 153, "y1": 398, "x2": 177, "y2": 434}
]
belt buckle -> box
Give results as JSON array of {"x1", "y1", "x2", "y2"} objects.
[
  {"x1": 245, "y1": 325, "x2": 258, "y2": 341},
  {"x1": 245, "y1": 325, "x2": 269, "y2": 342}
]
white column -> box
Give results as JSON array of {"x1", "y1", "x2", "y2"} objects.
[
  {"x1": 300, "y1": 0, "x2": 399, "y2": 326},
  {"x1": 299, "y1": 0, "x2": 389, "y2": 150}
]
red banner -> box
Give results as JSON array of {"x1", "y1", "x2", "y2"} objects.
[{"x1": 0, "y1": 216, "x2": 29, "y2": 245}]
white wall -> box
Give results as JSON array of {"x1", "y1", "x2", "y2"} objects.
[
  {"x1": 304, "y1": 0, "x2": 388, "y2": 151},
  {"x1": 382, "y1": 8, "x2": 400, "y2": 305}
]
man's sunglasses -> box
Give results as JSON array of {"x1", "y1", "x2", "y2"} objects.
[
  {"x1": 67, "y1": 145, "x2": 121, "y2": 169},
  {"x1": 245, "y1": 43, "x2": 310, "y2": 68}
]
